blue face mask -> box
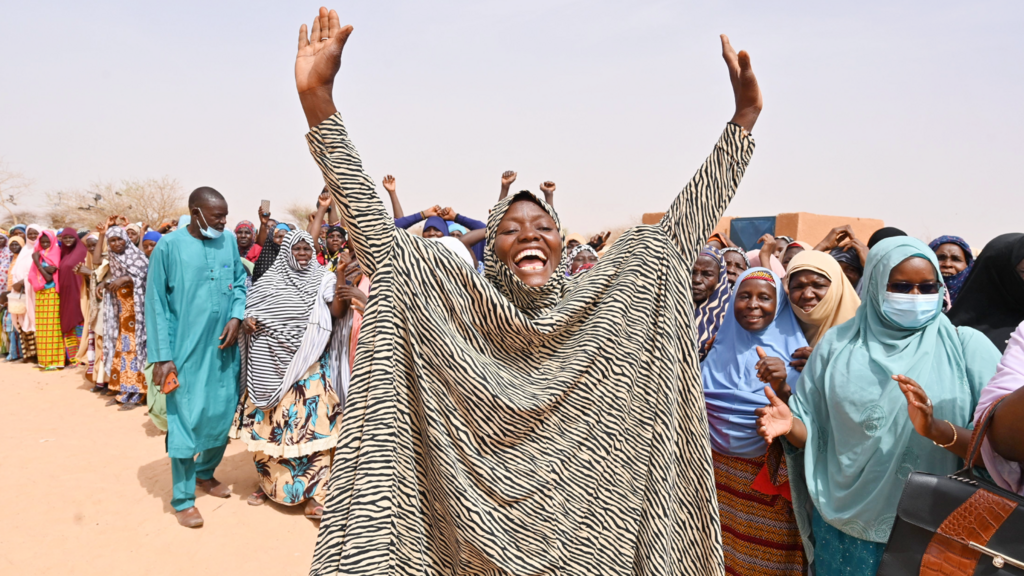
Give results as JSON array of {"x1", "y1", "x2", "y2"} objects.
[
  {"x1": 195, "y1": 209, "x2": 223, "y2": 240},
  {"x1": 881, "y1": 292, "x2": 941, "y2": 329}
]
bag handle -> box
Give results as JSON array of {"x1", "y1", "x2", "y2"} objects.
[{"x1": 957, "y1": 395, "x2": 1009, "y2": 475}]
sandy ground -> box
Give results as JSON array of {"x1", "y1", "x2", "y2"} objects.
[{"x1": 0, "y1": 360, "x2": 319, "y2": 575}]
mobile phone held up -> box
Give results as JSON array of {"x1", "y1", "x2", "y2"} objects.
[{"x1": 260, "y1": 199, "x2": 271, "y2": 217}]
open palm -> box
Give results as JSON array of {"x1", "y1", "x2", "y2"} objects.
[
  {"x1": 755, "y1": 386, "x2": 793, "y2": 444},
  {"x1": 295, "y1": 7, "x2": 353, "y2": 95},
  {"x1": 721, "y1": 35, "x2": 762, "y2": 132}
]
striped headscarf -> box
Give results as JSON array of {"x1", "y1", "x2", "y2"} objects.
[
  {"x1": 694, "y1": 247, "x2": 731, "y2": 358},
  {"x1": 242, "y1": 230, "x2": 333, "y2": 409}
]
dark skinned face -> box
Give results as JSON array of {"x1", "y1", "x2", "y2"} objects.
[
  {"x1": 450, "y1": 229, "x2": 464, "y2": 238},
  {"x1": 781, "y1": 245, "x2": 804, "y2": 269},
  {"x1": 788, "y1": 270, "x2": 832, "y2": 314},
  {"x1": 839, "y1": 262, "x2": 862, "y2": 287},
  {"x1": 723, "y1": 251, "x2": 748, "y2": 284},
  {"x1": 422, "y1": 226, "x2": 444, "y2": 239},
  {"x1": 934, "y1": 243, "x2": 968, "y2": 278},
  {"x1": 85, "y1": 238, "x2": 98, "y2": 250},
  {"x1": 142, "y1": 240, "x2": 157, "y2": 257},
  {"x1": 691, "y1": 254, "x2": 721, "y2": 305},
  {"x1": 9, "y1": 242, "x2": 20, "y2": 255},
  {"x1": 38, "y1": 235, "x2": 51, "y2": 250},
  {"x1": 734, "y1": 278, "x2": 777, "y2": 331},
  {"x1": 1016, "y1": 257, "x2": 1024, "y2": 282},
  {"x1": 27, "y1": 229, "x2": 39, "y2": 242},
  {"x1": 273, "y1": 228, "x2": 287, "y2": 245},
  {"x1": 60, "y1": 235, "x2": 76, "y2": 248},
  {"x1": 192, "y1": 198, "x2": 229, "y2": 233},
  {"x1": 707, "y1": 240, "x2": 724, "y2": 250},
  {"x1": 887, "y1": 257, "x2": 938, "y2": 293},
  {"x1": 494, "y1": 199, "x2": 562, "y2": 288},
  {"x1": 326, "y1": 231, "x2": 344, "y2": 253},
  {"x1": 774, "y1": 239, "x2": 788, "y2": 259},
  {"x1": 126, "y1": 228, "x2": 140, "y2": 244},
  {"x1": 571, "y1": 250, "x2": 599, "y2": 274},
  {"x1": 566, "y1": 239, "x2": 581, "y2": 251},
  {"x1": 108, "y1": 236, "x2": 127, "y2": 255},
  {"x1": 292, "y1": 240, "x2": 314, "y2": 268},
  {"x1": 236, "y1": 227, "x2": 253, "y2": 249}
]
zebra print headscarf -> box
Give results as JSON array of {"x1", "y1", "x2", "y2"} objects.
[{"x1": 243, "y1": 230, "x2": 334, "y2": 409}]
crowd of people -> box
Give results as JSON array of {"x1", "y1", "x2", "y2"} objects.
[{"x1": 2, "y1": 8, "x2": 1023, "y2": 576}]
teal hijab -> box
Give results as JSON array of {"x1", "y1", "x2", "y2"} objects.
[{"x1": 788, "y1": 237, "x2": 1001, "y2": 544}]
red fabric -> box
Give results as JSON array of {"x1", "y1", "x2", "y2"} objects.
[
  {"x1": 244, "y1": 243, "x2": 262, "y2": 263},
  {"x1": 57, "y1": 230, "x2": 88, "y2": 333},
  {"x1": 751, "y1": 463, "x2": 792, "y2": 502}
]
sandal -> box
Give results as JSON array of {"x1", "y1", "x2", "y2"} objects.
[
  {"x1": 304, "y1": 499, "x2": 324, "y2": 520},
  {"x1": 119, "y1": 402, "x2": 139, "y2": 411},
  {"x1": 247, "y1": 489, "x2": 267, "y2": 507},
  {"x1": 89, "y1": 385, "x2": 107, "y2": 393},
  {"x1": 105, "y1": 398, "x2": 119, "y2": 407}
]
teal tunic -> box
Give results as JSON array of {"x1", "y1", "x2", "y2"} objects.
[{"x1": 145, "y1": 228, "x2": 247, "y2": 459}]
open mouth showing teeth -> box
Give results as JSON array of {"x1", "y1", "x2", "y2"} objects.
[{"x1": 513, "y1": 248, "x2": 548, "y2": 271}]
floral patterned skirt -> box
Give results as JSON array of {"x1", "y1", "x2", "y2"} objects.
[
  {"x1": 110, "y1": 284, "x2": 146, "y2": 404},
  {"x1": 232, "y1": 350, "x2": 342, "y2": 506}
]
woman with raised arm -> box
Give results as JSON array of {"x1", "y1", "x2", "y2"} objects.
[{"x1": 296, "y1": 9, "x2": 759, "y2": 576}]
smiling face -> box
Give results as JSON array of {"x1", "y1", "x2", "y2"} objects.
[
  {"x1": 691, "y1": 254, "x2": 721, "y2": 305},
  {"x1": 292, "y1": 240, "x2": 314, "y2": 268},
  {"x1": 494, "y1": 198, "x2": 562, "y2": 288},
  {"x1": 27, "y1": 229, "x2": 39, "y2": 242},
  {"x1": 108, "y1": 236, "x2": 127, "y2": 255},
  {"x1": 722, "y1": 251, "x2": 748, "y2": 284},
  {"x1": 734, "y1": 278, "x2": 778, "y2": 331},
  {"x1": 934, "y1": 243, "x2": 968, "y2": 278},
  {"x1": 788, "y1": 270, "x2": 832, "y2": 314},
  {"x1": 9, "y1": 241, "x2": 20, "y2": 254},
  {"x1": 60, "y1": 234, "x2": 76, "y2": 248}
]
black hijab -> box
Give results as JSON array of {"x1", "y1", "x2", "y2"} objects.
[
  {"x1": 947, "y1": 233, "x2": 1024, "y2": 352},
  {"x1": 867, "y1": 226, "x2": 907, "y2": 249}
]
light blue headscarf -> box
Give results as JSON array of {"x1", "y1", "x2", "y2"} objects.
[
  {"x1": 788, "y1": 237, "x2": 1001, "y2": 544},
  {"x1": 702, "y1": 267, "x2": 808, "y2": 459}
]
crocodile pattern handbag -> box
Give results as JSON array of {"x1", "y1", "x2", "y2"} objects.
[{"x1": 877, "y1": 397, "x2": 1024, "y2": 575}]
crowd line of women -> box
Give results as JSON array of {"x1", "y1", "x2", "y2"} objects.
[{"x1": 692, "y1": 225, "x2": 1024, "y2": 575}]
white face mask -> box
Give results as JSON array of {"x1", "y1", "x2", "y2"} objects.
[
  {"x1": 195, "y1": 209, "x2": 223, "y2": 240},
  {"x1": 881, "y1": 292, "x2": 941, "y2": 329}
]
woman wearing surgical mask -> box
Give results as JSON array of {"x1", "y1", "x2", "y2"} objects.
[{"x1": 755, "y1": 237, "x2": 1002, "y2": 576}]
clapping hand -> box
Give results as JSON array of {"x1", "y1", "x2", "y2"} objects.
[{"x1": 755, "y1": 386, "x2": 794, "y2": 445}]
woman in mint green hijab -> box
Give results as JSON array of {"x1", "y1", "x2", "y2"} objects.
[{"x1": 755, "y1": 237, "x2": 1001, "y2": 575}]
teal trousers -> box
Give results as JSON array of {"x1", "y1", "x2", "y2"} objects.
[{"x1": 170, "y1": 444, "x2": 227, "y2": 511}]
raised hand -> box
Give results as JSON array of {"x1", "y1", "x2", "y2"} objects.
[
  {"x1": 721, "y1": 35, "x2": 762, "y2": 133},
  {"x1": 588, "y1": 231, "x2": 611, "y2": 251},
  {"x1": 755, "y1": 386, "x2": 794, "y2": 445},
  {"x1": 758, "y1": 234, "x2": 777, "y2": 263},
  {"x1": 296, "y1": 7, "x2": 353, "y2": 127},
  {"x1": 539, "y1": 181, "x2": 556, "y2": 194},
  {"x1": 838, "y1": 236, "x2": 869, "y2": 266},
  {"x1": 814, "y1": 225, "x2": 856, "y2": 251},
  {"x1": 439, "y1": 207, "x2": 457, "y2": 221},
  {"x1": 501, "y1": 171, "x2": 517, "y2": 187},
  {"x1": 421, "y1": 205, "x2": 442, "y2": 219},
  {"x1": 382, "y1": 175, "x2": 396, "y2": 194}
]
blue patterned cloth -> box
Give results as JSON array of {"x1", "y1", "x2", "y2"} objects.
[{"x1": 811, "y1": 506, "x2": 885, "y2": 575}]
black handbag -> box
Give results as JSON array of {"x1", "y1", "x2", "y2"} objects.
[{"x1": 877, "y1": 397, "x2": 1024, "y2": 575}]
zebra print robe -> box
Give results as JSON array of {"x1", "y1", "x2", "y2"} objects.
[{"x1": 306, "y1": 113, "x2": 754, "y2": 576}]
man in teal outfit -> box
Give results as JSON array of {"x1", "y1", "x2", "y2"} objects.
[{"x1": 146, "y1": 187, "x2": 247, "y2": 528}]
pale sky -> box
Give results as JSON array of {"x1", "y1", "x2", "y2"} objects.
[{"x1": 2, "y1": 1, "x2": 1021, "y2": 250}]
